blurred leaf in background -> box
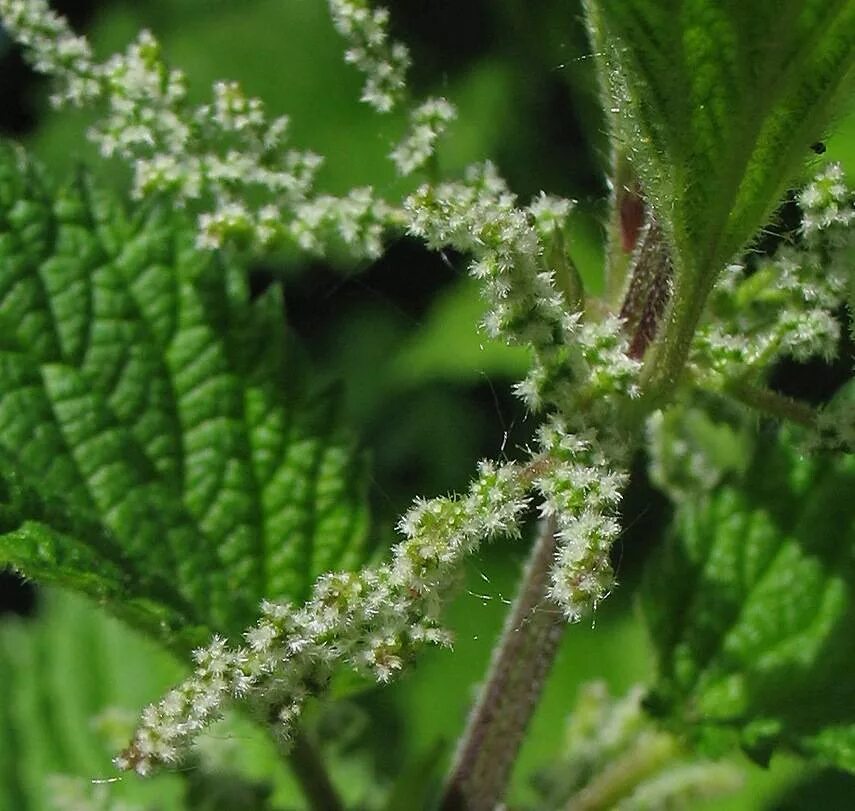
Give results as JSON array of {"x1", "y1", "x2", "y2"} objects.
[
  {"x1": 644, "y1": 433, "x2": 855, "y2": 777},
  {"x1": 0, "y1": 589, "x2": 185, "y2": 811}
]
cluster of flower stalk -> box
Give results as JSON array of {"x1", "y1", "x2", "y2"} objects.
[
  {"x1": 3, "y1": 0, "x2": 853, "y2": 784},
  {"x1": 111, "y1": 136, "x2": 643, "y2": 769},
  {"x1": 689, "y1": 162, "x2": 855, "y2": 450},
  {"x1": 0, "y1": 0, "x2": 641, "y2": 776},
  {"x1": 117, "y1": 424, "x2": 630, "y2": 774},
  {"x1": 0, "y1": 0, "x2": 641, "y2": 777},
  {"x1": 103, "y1": 84, "x2": 653, "y2": 765},
  {"x1": 0, "y1": 0, "x2": 454, "y2": 254},
  {"x1": 644, "y1": 163, "x2": 855, "y2": 496},
  {"x1": 694, "y1": 163, "x2": 854, "y2": 375},
  {"x1": 115, "y1": 180, "x2": 639, "y2": 772}
]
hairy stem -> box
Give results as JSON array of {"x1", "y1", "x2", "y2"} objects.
[
  {"x1": 618, "y1": 219, "x2": 674, "y2": 360},
  {"x1": 439, "y1": 516, "x2": 564, "y2": 811},
  {"x1": 638, "y1": 271, "x2": 714, "y2": 409},
  {"x1": 287, "y1": 731, "x2": 345, "y2": 811},
  {"x1": 722, "y1": 379, "x2": 818, "y2": 428}
]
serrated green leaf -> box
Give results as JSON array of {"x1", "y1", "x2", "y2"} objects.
[
  {"x1": 0, "y1": 142, "x2": 370, "y2": 646},
  {"x1": 586, "y1": 0, "x2": 855, "y2": 287},
  {"x1": 643, "y1": 437, "x2": 855, "y2": 773}
]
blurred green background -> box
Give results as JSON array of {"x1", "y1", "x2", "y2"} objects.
[{"x1": 1, "y1": 1, "x2": 854, "y2": 809}]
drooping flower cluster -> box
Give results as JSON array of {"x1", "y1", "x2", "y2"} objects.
[
  {"x1": 405, "y1": 165, "x2": 640, "y2": 418},
  {"x1": 0, "y1": 0, "x2": 99, "y2": 106},
  {"x1": 0, "y1": 0, "x2": 411, "y2": 257},
  {"x1": 118, "y1": 416, "x2": 632, "y2": 775},
  {"x1": 93, "y1": 32, "x2": 191, "y2": 164},
  {"x1": 695, "y1": 249, "x2": 845, "y2": 372},
  {"x1": 677, "y1": 164, "x2": 855, "y2": 455},
  {"x1": 521, "y1": 312, "x2": 641, "y2": 423},
  {"x1": 2, "y1": 0, "x2": 647, "y2": 781},
  {"x1": 406, "y1": 163, "x2": 573, "y2": 349},
  {"x1": 278, "y1": 186, "x2": 395, "y2": 259},
  {"x1": 113, "y1": 158, "x2": 634, "y2": 774},
  {"x1": 800, "y1": 161, "x2": 855, "y2": 238},
  {"x1": 693, "y1": 163, "x2": 854, "y2": 378},
  {"x1": 116, "y1": 460, "x2": 533, "y2": 775},
  {"x1": 327, "y1": 0, "x2": 410, "y2": 113},
  {"x1": 534, "y1": 419, "x2": 628, "y2": 619},
  {"x1": 390, "y1": 97, "x2": 457, "y2": 175},
  {"x1": 327, "y1": 1, "x2": 458, "y2": 177}
]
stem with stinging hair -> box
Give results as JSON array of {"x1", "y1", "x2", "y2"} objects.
[
  {"x1": 439, "y1": 516, "x2": 565, "y2": 811},
  {"x1": 722, "y1": 379, "x2": 818, "y2": 429}
]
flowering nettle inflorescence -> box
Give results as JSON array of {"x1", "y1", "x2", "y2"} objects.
[
  {"x1": 391, "y1": 97, "x2": 457, "y2": 175},
  {"x1": 327, "y1": 1, "x2": 459, "y2": 179},
  {"x1": 405, "y1": 164, "x2": 640, "y2": 418},
  {"x1": 0, "y1": 0, "x2": 408, "y2": 257},
  {"x1": 118, "y1": 422, "x2": 631, "y2": 775},
  {"x1": 406, "y1": 163, "x2": 573, "y2": 350},
  {"x1": 693, "y1": 163, "x2": 854, "y2": 377},
  {"x1": 327, "y1": 0, "x2": 410, "y2": 113},
  {"x1": 800, "y1": 162, "x2": 855, "y2": 238},
  {"x1": 2, "y1": 0, "x2": 645, "y2": 780},
  {"x1": 535, "y1": 418, "x2": 628, "y2": 619},
  {"x1": 0, "y1": 0, "x2": 99, "y2": 106},
  {"x1": 117, "y1": 460, "x2": 533, "y2": 775},
  {"x1": 112, "y1": 148, "x2": 640, "y2": 772}
]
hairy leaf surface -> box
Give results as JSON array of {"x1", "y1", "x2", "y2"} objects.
[
  {"x1": 586, "y1": 0, "x2": 855, "y2": 287},
  {"x1": 0, "y1": 143, "x2": 369, "y2": 645},
  {"x1": 644, "y1": 436, "x2": 855, "y2": 772}
]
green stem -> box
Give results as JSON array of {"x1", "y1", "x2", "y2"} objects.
[
  {"x1": 722, "y1": 379, "x2": 818, "y2": 428},
  {"x1": 564, "y1": 733, "x2": 679, "y2": 811},
  {"x1": 439, "y1": 517, "x2": 565, "y2": 811},
  {"x1": 638, "y1": 272, "x2": 713, "y2": 410},
  {"x1": 287, "y1": 731, "x2": 345, "y2": 811}
]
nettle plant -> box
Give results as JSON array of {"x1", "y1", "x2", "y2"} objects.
[{"x1": 0, "y1": 0, "x2": 853, "y2": 809}]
